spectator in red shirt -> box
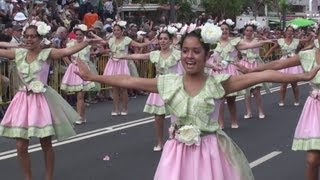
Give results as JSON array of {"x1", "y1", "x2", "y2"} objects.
[{"x1": 83, "y1": 7, "x2": 99, "y2": 29}]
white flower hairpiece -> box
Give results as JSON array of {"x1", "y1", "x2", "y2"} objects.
[
  {"x1": 219, "y1": 19, "x2": 235, "y2": 26},
  {"x1": 167, "y1": 25, "x2": 178, "y2": 35},
  {"x1": 225, "y1": 19, "x2": 235, "y2": 26},
  {"x1": 178, "y1": 24, "x2": 188, "y2": 35},
  {"x1": 244, "y1": 20, "x2": 260, "y2": 28},
  {"x1": 23, "y1": 20, "x2": 51, "y2": 36},
  {"x1": 74, "y1": 24, "x2": 88, "y2": 32},
  {"x1": 112, "y1": 20, "x2": 127, "y2": 28},
  {"x1": 287, "y1": 24, "x2": 298, "y2": 30},
  {"x1": 187, "y1": 23, "x2": 197, "y2": 33},
  {"x1": 174, "y1": 23, "x2": 182, "y2": 29},
  {"x1": 200, "y1": 22, "x2": 222, "y2": 44}
]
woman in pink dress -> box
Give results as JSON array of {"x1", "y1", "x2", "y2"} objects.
[
  {"x1": 116, "y1": 30, "x2": 183, "y2": 151},
  {"x1": 208, "y1": 20, "x2": 273, "y2": 129},
  {"x1": 0, "y1": 22, "x2": 99, "y2": 180},
  {"x1": 61, "y1": 24, "x2": 96, "y2": 125},
  {"x1": 237, "y1": 29, "x2": 320, "y2": 180},
  {"x1": 75, "y1": 23, "x2": 320, "y2": 180},
  {"x1": 238, "y1": 23, "x2": 267, "y2": 119},
  {"x1": 264, "y1": 25, "x2": 303, "y2": 106},
  {"x1": 103, "y1": 21, "x2": 153, "y2": 116}
]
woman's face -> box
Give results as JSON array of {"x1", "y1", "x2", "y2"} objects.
[
  {"x1": 301, "y1": 32, "x2": 313, "y2": 44},
  {"x1": 220, "y1": 24, "x2": 229, "y2": 39},
  {"x1": 244, "y1": 26, "x2": 254, "y2": 38},
  {"x1": 181, "y1": 36, "x2": 207, "y2": 75},
  {"x1": 23, "y1": 28, "x2": 41, "y2": 50},
  {"x1": 113, "y1": 26, "x2": 123, "y2": 38},
  {"x1": 158, "y1": 33, "x2": 171, "y2": 50},
  {"x1": 75, "y1": 30, "x2": 85, "y2": 42},
  {"x1": 285, "y1": 27, "x2": 294, "y2": 38}
]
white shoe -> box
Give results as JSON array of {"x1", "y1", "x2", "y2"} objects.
[
  {"x1": 278, "y1": 102, "x2": 284, "y2": 107},
  {"x1": 294, "y1": 102, "x2": 299, "y2": 106},
  {"x1": 259, "y1": 114, "x2": 265, "y2": 119},
  {"x1": 231, "y1": 124, "x2": 239, "y2": 129},
  {"x1": 244, "y1": 114, "x2": 252, "y2": 119},
  {"x1": 111, "y1": 112, "x2": 119, "y2": 116},
  {"x1": 120, "y1": 111, "x2": 128, "y2": 116},
  {"x1": 153, "y1": 145, "x2": 163, "y2": 152},
  {"x1": 75, "y1": 119, "x2": 86, "y2": 125}
]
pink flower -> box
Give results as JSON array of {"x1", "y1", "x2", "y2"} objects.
[{"x1": 187, "y1": 23, "x2": 196, "y2": 33}]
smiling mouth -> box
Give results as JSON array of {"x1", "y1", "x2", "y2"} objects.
[{"x1": 185, "y1": 61, "x2": 196, "y2": 68}]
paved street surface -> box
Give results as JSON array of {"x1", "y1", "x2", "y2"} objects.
[{"x1": 0, "y1": 83, "x2": 311, "y2": 180}]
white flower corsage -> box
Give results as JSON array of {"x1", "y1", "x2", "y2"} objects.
[
  {"x1": 28, "y1": 80, "x2": 46, "y2": 93},
  {"x1": 175, "y1": 125, "x2": 201, "y2": 146},
  {"x1": 220, "y1": 60, "x2": 229, "y2": 68},
  {"x1": 200, "y1": 22, "x2": 222, "y2": 44}
]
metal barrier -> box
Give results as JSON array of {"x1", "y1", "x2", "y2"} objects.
[
  {"x1": 0, "y1": 46, "x2": 281, "y2": 105},
  {"x1": 0, "y1": 55, "x2": 156, "y2": 105}
]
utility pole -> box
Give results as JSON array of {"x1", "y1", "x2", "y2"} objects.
[
  {"x1": 169, "y1": 0, "x2": 176, "y2": 23},
  {"x1": 279, "y1": 0, "x2": 287, "y2": 29}
]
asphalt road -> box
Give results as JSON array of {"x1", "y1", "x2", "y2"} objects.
[{"x1": 0, "y1": 83, "x2": 312, "y2": 180}]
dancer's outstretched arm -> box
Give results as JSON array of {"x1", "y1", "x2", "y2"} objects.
[
  {"x1": 75, "y1": 60, "x2": 158, "y2": 93},
  {"x1": 115, "y1": 53, "x2": 150, "y2": 61},
  {"x1": 236, "y1": 55, "x2": 301, "y2": 73},
  {"x1": 223, "y1": 66, "x2": 320, "y2": 95}
]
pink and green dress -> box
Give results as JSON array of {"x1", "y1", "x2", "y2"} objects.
[
  {"x1": 103, "y1": 36, "x2": 131, "y2": 76},
  {"x1": 292, "y1": 49, "x2": 320, "y2": 151},
  {"x1": 239, "y1": 46, "x2": 270, "y2": 94},
  {"x1": 154, "y1": 74, "x2": 254, "y2": 180},
  {"x1": 143, "y1": 49, "x2": 183, "y2": 115},
  {"x1": 61, "y1": 40, "x2": 96, "y2": 92},
  {"x1": 213, "y1": 37, "x2": 244, "y2": 96},
  {"x1": 0, "y1": 48, "x2": 80, "y2": 141},
  {"x1": 277, "y1": 38, "x2": 303, "y2": 74}
]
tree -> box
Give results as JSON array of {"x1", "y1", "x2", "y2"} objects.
[
  {"x1": 202, "y1": 0, "x2": 246, "y2": 19},
  {"x1": 279, "y1": 0, "x2": 289, "y2": 29}
]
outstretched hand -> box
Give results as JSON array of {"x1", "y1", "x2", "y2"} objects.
[
  {"x1": 234, "y1": 63, "x2": 251, "y2": 74},
  {"x1": 303, "y1": 65, "x2": 320, "y2": 81},
  {"x1": 74, "y1": 60, "x2": 94, "y2": 81},
  {"x1": 85, "y1": 32, "x2": 105, "y2": 45}
]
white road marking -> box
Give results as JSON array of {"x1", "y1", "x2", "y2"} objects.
[{"x1": 249, "y1": 151, "x2": 282, "y2": 168}]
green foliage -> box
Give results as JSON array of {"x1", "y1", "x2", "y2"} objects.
[
  {"x1": 177, "y1": 1, "x2": 193, "y2": 23},
  {"x1": 202, "y1": 0, "x2": 246, "y2": 18}
]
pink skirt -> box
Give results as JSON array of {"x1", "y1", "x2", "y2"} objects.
[
  {"x1": 292, "y1": 94, "x2": 320, "y2": 150},
  {"x1": 143, "y1": 93, "x2": 166, "y2": 115},
  {"x1": 219, "y1": 63, "x2": 240, "y2": 75},
  {"x1": 278, "y1": 57, "x2": 303, "y2": 74},
  {"x1": 239, "y1": 59, "x2": 259, "y2": 69},
  {"x1": 61, "y1": 63, "x2": 95, "y2": 92},
  {"x1": 154, "y1": 134, "x2": 248, "y2": 180},
  {"x1": 0, "y1": 92, "x2": 54, "y2": 138},
  {"x1": 239, "y1": 59, "x2": 263, "y2": 90},
  {"x1": 103, "y1": 58, "x2": 130, "y2": 76},
  {"x1": 212, "y1": 63, "x2": 244, "y2": 97}
]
